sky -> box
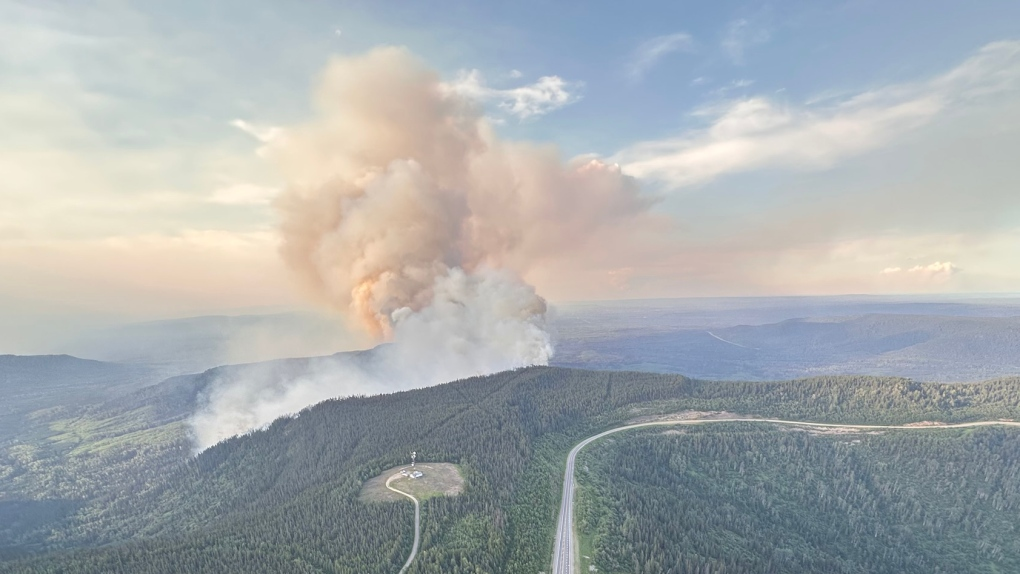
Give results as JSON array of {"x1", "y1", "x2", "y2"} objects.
[{"x1": 1, "y1": 0, "x2": 1019, "y2": 349}]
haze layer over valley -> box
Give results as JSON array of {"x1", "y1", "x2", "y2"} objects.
[{"x1": 46, "y1": 294, "x2": 1020, "y2": 382}]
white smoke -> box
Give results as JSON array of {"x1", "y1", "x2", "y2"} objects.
[
  {"x1": 190, "y1": 268, "x2": 550, "y2": 451},
  {"x1": 189, "y1": 47, "x2": 651, "y2": 450}
]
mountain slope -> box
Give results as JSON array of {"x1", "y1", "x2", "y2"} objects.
[
  {"x1": 5, "y1": 367, "x2": 1020, "y2": 573},
  {"x1": 0, "y1": 355, "x2": 160, "y2": 441}
]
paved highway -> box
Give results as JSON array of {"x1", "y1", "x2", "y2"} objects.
[
  {"x1": 551, "y1": 417, "x2": 1020, "y2": 574},
  {"x1": 386, "y1": 474, "x2": 421, "y2": 574}
]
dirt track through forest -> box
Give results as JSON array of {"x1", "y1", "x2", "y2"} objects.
[{"x1": 386, "y1": 474, "x2": 421, "y2": 574}]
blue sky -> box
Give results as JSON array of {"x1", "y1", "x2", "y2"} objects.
[{"x1": 1, "y1": 0, "x2": 1019, "y2": 348}]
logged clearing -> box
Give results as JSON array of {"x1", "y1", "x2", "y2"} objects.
[{"x1": 360, "y1": 462, "x2": 464, "y2": 502}]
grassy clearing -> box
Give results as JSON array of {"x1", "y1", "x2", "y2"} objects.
[
  {"x1": 359, "y1": 462, "x2": 464, "y2": 502},
  {"x1": 47, "y1": 407, "x2": 157, "y2": 447},
  {"x1": 577, "y1": 520, "x2": 600, "y2": 573},
  {"x1": 66, "y1": 422, "x2": 188, "y2": 457}
]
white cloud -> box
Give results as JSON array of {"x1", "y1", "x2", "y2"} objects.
[
  {"x1": 446, "y1": 70, "x2": 582, "y2": 119},
  {"x1": 721, "y1": 18, "x2": 771, "y2": 65},
  {"x1": 882, "y1": 261, "x2": 960, "y2": 278},
  {"x1": 231, "y1": 119, "x2": 286, "y2": 160},
  {"x1": 628, "y1": 32, "x2": 694, "y2": 80},
  {"x1": 231, "y1": 119, "x2": 283, "y2": 143},
  {"x1": 878, "y1": 261, "x2": 962, "y2": 290},
  {"x1": 614, "y1": 41, "x2": 1020, "y2": 189}
]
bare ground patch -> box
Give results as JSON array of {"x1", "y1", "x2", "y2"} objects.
[
  {"x1": 781, "y1": 426, "x2": 884, "y2": 436},
  {"x1": 360, "y1": 462, "x2": 464, "y2": 503},
  {"x1": 627, "y1": 410, "x2": 747, "y2": 425}
]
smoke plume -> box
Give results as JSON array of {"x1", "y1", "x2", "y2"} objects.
[{"x1": 190, "y1": 47, "x2": 651, "y2": 450}]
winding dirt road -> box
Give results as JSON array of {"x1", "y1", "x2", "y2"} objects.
[
  {"x1": 386, "y1": 474, "x2": 421, "y2": 574},
  {"x1": 551, "y1": 418, "x2": 1020, "y2": 574}
]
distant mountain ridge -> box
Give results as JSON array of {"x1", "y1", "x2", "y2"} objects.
[
  {"x1": 553, "y1": 313, "x2": 1020, "y2": 381},
  {"x1": 39, "y1": 295, "x2": 1020, "y2": 381}
]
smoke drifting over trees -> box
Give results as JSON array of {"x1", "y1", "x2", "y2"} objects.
[{"x1": 189, "y1": 47, "x2": 654, "y2": 449}]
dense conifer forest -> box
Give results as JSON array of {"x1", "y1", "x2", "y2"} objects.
[
  {"x1": 3, "y1": 367, "x2": 1020, "y2": 573},
  {"x1": 576, "y1": 424, "x2": 1020, "y2": 573}
]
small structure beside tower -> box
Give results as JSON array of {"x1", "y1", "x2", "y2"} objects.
[{"x1": 399, "y1": 451, "x2": 424, "y2": 479}]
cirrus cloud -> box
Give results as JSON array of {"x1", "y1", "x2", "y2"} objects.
[
  {"x1": 721, "y1": 18, "x2": 771, "y2": 65},
  {"x1": 628, "y1": 32, "x2": 694, "y2": 80},
  {"x1": 614, "y1": 41, "x2": 1020, "y2": 190}
]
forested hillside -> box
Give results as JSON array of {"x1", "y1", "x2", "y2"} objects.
[
  {"x1": 3, "y1": 367, "x2": 1020, "y2": 573},
  {"x1": 576, "y1": 424, "x2": 1020, "y2": 574},
  {"x1": 0, "y1": 355, "x2": 159, "y2": 442}
]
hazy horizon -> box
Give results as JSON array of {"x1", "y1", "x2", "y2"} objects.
[{"x1": 5, "y1": 291, "x2": 1020, "y2": 357}]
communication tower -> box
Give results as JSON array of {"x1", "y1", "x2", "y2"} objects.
[{"x1": 411, "y1": 451, "x2": 417, "y2": 467}]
